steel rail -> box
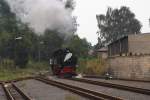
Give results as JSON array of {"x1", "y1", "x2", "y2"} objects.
[
  {"x1": 0, "y1": 76, "x2": 36, "y2": 84},
  {"x1": 2, "y1": 82, "x2": 33, "y2": 100},
  {"x1": 12, "y1": 83, "x2": 33, "y2": 100},
  {"x1": 83, "y1": 75, "x2": 150, "y2": 83},
  {"x1": 35, "y1": 77, "x2": 123, "y2": 100},
  {"x1": 2, "y1": 83, "x2": 15, "y2": 100},
  {"x1": 70, "y1": 78, "x2": 150, "y2": 95}
]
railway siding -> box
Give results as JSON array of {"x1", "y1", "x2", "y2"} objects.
[
  {"x1": 36, "y1": 77, "x2": 122, "y2": 100},
  {"x1": 47, "y1": 76, "x2": 150, "y2": 100},
  {"x1": 0, "y1": 76, "x2": 150, "y2": 100},
  {"x1": 2, "y1": 82, "x2": 33, "y2": 100},
  {"x1": 83, "y1": 77, "x2": 150, "y2": 90},
  {"x1": 15, "y1": 79, "x2": 88, "y2": 100},
  {"x1": 70, "y1": 78, "x2": 150, "y2": 95}
]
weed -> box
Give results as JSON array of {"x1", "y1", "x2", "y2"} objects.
[{"x1": 77, "y1": 58, "x2": 108, "y2": 75}]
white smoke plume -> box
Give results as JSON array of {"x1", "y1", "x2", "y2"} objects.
[{"x1": 6, "y1": 0, "x2": 75, "y2": 36}]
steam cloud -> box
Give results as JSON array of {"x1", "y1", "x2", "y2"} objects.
[{"x1": 6, "y1": 0, "x2": 75, "y2": 36}]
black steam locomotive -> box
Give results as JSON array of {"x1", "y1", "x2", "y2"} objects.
[{"x1": 50, "y1": 48, "x2": 77, "y2": 78}]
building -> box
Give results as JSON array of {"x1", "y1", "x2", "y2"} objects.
[
  {"x1": 96, "y1": 47, "x2": 108, "y2": 59},
  {"x1": 108, "y1": 33, "x2": 150, "y2": 80},
  {"x1": 108, "y1": 33, "x2": 150, "y2": 56}
]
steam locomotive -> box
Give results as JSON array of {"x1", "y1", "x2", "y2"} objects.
[{"x1": 50, "y1": 48, "x2": 77, "y2": 78}]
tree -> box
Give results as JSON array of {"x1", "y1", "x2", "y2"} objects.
[
  {"x1": 0, "y1": 0, "x2": 19, "y2": 33},
  {"x1": 64, "y1": 35, "x2": 91, "y2": 57},
  {"x1": 65, "y1": 0, "x2": 75, "y2": 10},
  {"x1": 40, "y1": 30, "x2": 64, "y2": 61},
  {"x1": 0, "y1": 32, "x2": 14, "y2": 58},
  {"x1": 96, "y1": 6, "x2": 142, "y2": 44},
  {"x1": 65, "y1": 0, "x2": 78, "y2": 33},
  {"x1": 94, "y1": 37, "x2": 104, "y2": 50},
  {"x1": 14, "y1": 38, "x2": 29, "y2": 68}
]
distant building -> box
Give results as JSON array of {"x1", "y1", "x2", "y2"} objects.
[
  {"x1": 108, "y1": 33, "x2": 150, "y2": 56},
  {"x1": 108, "y1": 33, "x2": 150, "y2": 80},
  {"x1": 88, "y1": 49, "x2": 94, "y2": 55},
  {"x1": 96, "y1": 47, "x2": 108, "y2": 59}
]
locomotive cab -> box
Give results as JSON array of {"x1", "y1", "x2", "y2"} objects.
[{"x1": 50, "y1": 48, "x2": 77, "y2": 78}]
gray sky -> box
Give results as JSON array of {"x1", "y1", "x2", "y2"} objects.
[{"x1": 73, "y1": 0, "x2": 150, "y2": 45}]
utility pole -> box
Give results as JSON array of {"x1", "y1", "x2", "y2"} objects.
[{"x1": 38, "y1": 41, "x2": 44, "y2": 62}]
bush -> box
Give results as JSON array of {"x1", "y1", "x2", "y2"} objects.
[
  {"x1": 14, "y1": 42, "x2": 29, "y2": 68},
  {"x1": 0, "y1": 60, "x2": 50, "y2": 81},
  {"x1": 14, "y1": 54, "x2": 28, "y2": 68},
  {"x1": 78, "y1": 58, "x2": 108, "y2": 75},
  {"x1": 27, "y1": 61, "x2": 49, "y2": 71},
  {"x1": 0, "y1": 59, "x2": 15, "y2": 69}
]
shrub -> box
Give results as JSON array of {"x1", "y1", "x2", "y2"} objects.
[
  {"x1": 78, "y1": 58, "x2": 108, "y2": 75},
  {"x1": 27, "y1": 61, "x2": 49, "y2": 70},
  {"x1": 0, "y1": 59, "x2": 15, "y2": 69}
]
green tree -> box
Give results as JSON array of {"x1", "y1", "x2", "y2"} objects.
[
  {"x1": 94, "y1": 37, "x2": 104, "y2": 50},
  {"x1": 17, "y1": 23, "x2": 39, "y2": 61},
  {"x1": 64, "y1": 35, "x2": 91, "y2": 57},
  {"x1": 14, "y1": 38, "x2": 29, "y2": 68},
  {"x1": 0, "y1": 32, "x2": 13, "y2": 58},
  {"x1": 0, "y1": 32, "x2": 31, "y2": 68},
  {"x1": 96, "y1": 6, "x2": 142, "y2": 44},
  {"x1": 0, "y1": 0, "x2": 19, "y2": 33},
  {"x1": 40, "y1": 30, "x2": 64, "y2": 61}
]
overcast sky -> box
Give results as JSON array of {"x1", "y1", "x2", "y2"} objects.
[{"x1": 73, "y1": 0, "x2": 150, "y2": 45}]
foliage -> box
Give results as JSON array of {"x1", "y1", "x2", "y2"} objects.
[
  {"x1": 64, "y1": 35, "x2": 91, "y2": 57},
  {"x1": 97, "y1": 6, "x2": 142, "y2": 44},
  {"x1": 0, "y1": 0, "x2": 19, "y2": 33},
  {"x1": 13, "y1": 35, "x2": 30, "y2": 68},
  {"x1": 65, "y1": 0, "x2": 75, "y2": 10},
  {"x1": 40, "y1": 30, "x2": 64, "y2": 61},
  {"x1": 27, "y1": 60, "x2": 49, "y2": 71},
  {"x1": 78, "y1": 58, "x2": 108, "y2": 75},
  {"x1": 0, "y1": 59, "x2": 49, "y2": 81},
  {"x1": 94, "y1": 37, "x2": 104, "y2": 50},
  {"x1": 0, "y1": 32, "x2": 13, "y2": 58},
  {"x1": 0, "y1": 59, "x2": 15, "y2": 69},
  {"x1": 0, "y1": 0, "x2": 90, "y2": 69}
]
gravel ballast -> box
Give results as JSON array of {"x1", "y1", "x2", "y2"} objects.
[
  {"x1": 16, "y1": 79, "x2": 88, "y2": 100},
  {"x1": 48, "y1": 76, "x2": 150, "y2": 100}
]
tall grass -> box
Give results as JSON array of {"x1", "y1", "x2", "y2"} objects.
[
  {"x1": 77, "y1": 58, "x2": 108, "y2": 75},
  {"x1": 0, "y1": 59, "x2": 50, "y2": 81}
]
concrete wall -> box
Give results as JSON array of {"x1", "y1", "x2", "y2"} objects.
[
  {"x1": 128, "y1": 34, "x2": 150, "y2": 54},
  {"x1": 108, "y1": 55, "x2": 150, "y2": 80}
]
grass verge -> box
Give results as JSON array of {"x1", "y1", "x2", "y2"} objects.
[{"x1": 0, "y1": 60, "x2": 50, "y2": 81}]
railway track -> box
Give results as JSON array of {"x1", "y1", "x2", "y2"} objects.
[
  {"x1": 2, "y1": 82, "x2": 33, "y2": 100},
  {"x1": 69, "y1": 78, "x2": 150, "y2": 95},
  {"x1": 0, "y1": 76, "x2": 35, "y2": 84},
  {"x1": 0, "y1": 75, "x2": 149, "y2": 100},
  {"x1": 83, "y1": 75, "x2": 150, "y2": 83},
  {"x1": 35, "y1": 77, "x2": 123, "y2": 100}
]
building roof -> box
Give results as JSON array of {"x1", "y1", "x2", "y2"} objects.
[
  {"x1": 108, "y1": 33, "x2": 150, "y2": 46},
  {"x1": 96, "y1": 47, "x2": 108, "y2": 52}
]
